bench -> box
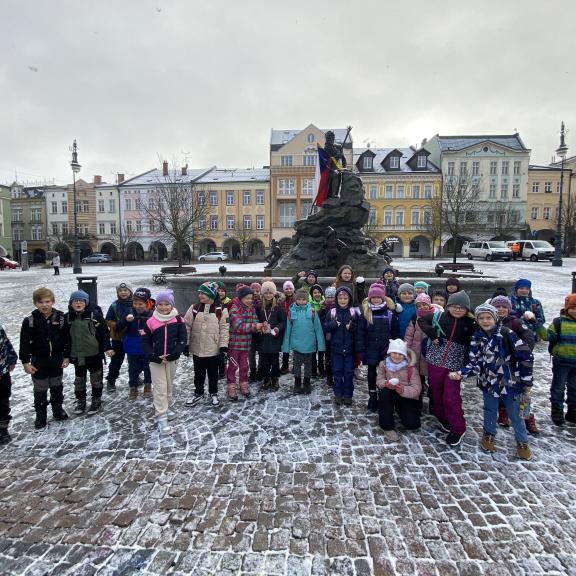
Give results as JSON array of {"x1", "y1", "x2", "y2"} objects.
[
  {"x1": 435, "y1": 262, "x2": 475, "y2": 277},
  {"x1": 152, "y1": 273, "x2": 166, "y2": 284}
]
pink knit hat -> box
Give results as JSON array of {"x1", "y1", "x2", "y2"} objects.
[
  {"x1": 250, "y1": 282, "x2": 262, "y2": 291},
  {"x1": 261, "y1": 281, "x2": 277, "y2": 295},
  {"x1": 415, "y1": 293, "x2": 431, "y2": 305},
  {"x1": 368, "y1": 282, "x2": 386, "y2": 300},
  {"x1": 283, "y1": 280, "x2": 295, "y2": 291}
]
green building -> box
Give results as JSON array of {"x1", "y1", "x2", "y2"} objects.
[{"x1": 0, "y1": 185, "x2": 12, "y2": 257}]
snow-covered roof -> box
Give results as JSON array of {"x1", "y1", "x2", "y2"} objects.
[
  {"x1": 197, "y1": 168, "x2": 270, "y2": 183},
  {"x1": 270, "y1": 128, "x2": 351, "y2": 146},
  {"x1": 353, "y1": 147, "x2": 441, "y2": 174},
  {"x1": 121, "y1": 167, "x2": 214, "y2": 187},
  {"x1": 436, "y1": 134, "x2": 527, "y2": 152}
]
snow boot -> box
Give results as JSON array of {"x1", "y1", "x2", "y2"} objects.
[
  {"x1": 271, "y1": 377, "x2": 279, "y2": 391},
  {"x1": 143, "y1": 383, "x2": 152, "y2": 398},
  {"x1": 303, "y1": 377, "x2": 312, "y2": 394},
  {"x1": 240, "y1": 381, "x2": 251, "y2": 398},
  {"x1": 34, "y1": 391, "x2": 48, "y2": 429},
  {"x1": 524, "y1": 413, "x2": 540, "y2": 435},
  {"x1": 326, "y1": 373, "x2": 333, "y2": 387},
  {"x1": 87, "y1": 399, "x2": 102, "y2": 415},
  {"x1": 367, "y1": 391, "x2": 378, "y2": 412},
  {"x1": 261, "y1": 377, "x2": 271, "y2": 391},
  {"x1": 128, "y1": 387, "x2": 138, "y2": 401},
  {"x1": 227, "y1": 382, "x2": 238, "y2": 401},
  {"x1": 552, "y1": 405, "x2": 565, "y2": 426},
  {"x1": 157, "y1": 415, "x2": 172, "y2": 436},
  {"x1": 50, "y1": 386, "x2": 68, "y2": 421},
  {"x1": 293, "y1": 377, "x2": 302, "y2": 394},
  {"x1": 565, "y1": 406, "x2": 576, "y2": 424},
  {"x1": 0, "y1": 427, "x2": 11, "y2": 445}
]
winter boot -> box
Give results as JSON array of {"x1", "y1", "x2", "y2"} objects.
[
  {"x1": 143, "y1": 383, "x2": 152, "y2": 398},
  {"x1": 227, "y1": 382, "x2": 238, "y2": 401},
  {"x1": 326, "y1": 373, "x2": 333, "y2": 387},
  {"x1": 280, "y1": 353, "x2": 290, "y2": 374},
  {"x1": 240, "y1": 381, "x2": 251, "y2": 398},
  {"x1": 50, "y1": 385, "x2": 69, "y2": 421},
  {"x1": 524, "y1": 413, "x2": 540, "y2": 435},
  {"x1": 516, "y1": 442, "x2": 532, "y2": 461},
  {"x1": 261, "y1": 377, "x2": 271, "y2": 391},
  {"x1": 293, "y1": 377, "x2": 302, "y2": 394},
  {"x1": 87, "y1": 399, "x2": 102, "y2": 415},
  {"x1": 249, "y1": 372, "x2": 257, "y2": 383},
  {"x1": 566, "y1": 406, "x2": 576, "y2": 424},
  {"x1": 73, "y1": 376, "x2": 87, "y2": 414},
  {"x1": 157, "y1": 415, "x2": 172, "y2": 436},
  {"x1": 497, "y1": 405, "x2": 510, "y2": 427},
  {"x1": 34, "y1": 391, "x2": 48, "y2": 429},
  {"x1": 303, "y1": 377, "x2": 312, "y2": 394},
  {"x1": 0, "y1": 427, "x2": 10, "y2": 445},
  {"x1": 128, "y1": 387, "x2": 138, "y2": 401},
  {"x1": 271, "y1": 377, "x2": 279, "y2": 391},
  {"x1": 367, "y1": 391, "x2": 378, "y2": 412},
  {"x1": 480, "y1": 433, "x2": 497, "y2": 453},
  {"x1": 106, "y1": 380, "x2": 117, "y2": 393},
  {"x1": 73, "y1": 399, "x2": 86, "y2": 415},
  {"x1": 552, "y1": 405, "x2": 565, "y2": 426}
]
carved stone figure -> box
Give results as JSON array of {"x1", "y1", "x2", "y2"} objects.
[{"x1": 265, "y1": 239, "x2": 282, "y2": 269}]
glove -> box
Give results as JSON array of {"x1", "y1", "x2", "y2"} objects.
[
  {"x1": 395, "y1": 303, "x2": 403, "y2": 313},
  {"x1": 183, "y1": 345, "x2": 190, "y2": 357},
  {"x1": 389, "y1": 377, "x2": 399, "y2": 386},
  {"x1": 220, "y1": 348, "x2": 228, "y2": 364}
]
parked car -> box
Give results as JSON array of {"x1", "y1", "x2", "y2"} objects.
[
  {"x1": 198, "y1": 251, "x2": 228, "y2": 262},
  {"x1": 462, "y1": 241, "x2": 512, "y2": 261},
  {"x1": 81, "y1": 253, "x2": 113, "y2": 263},
  {"x1": 0, "y1": 256, "x2": 20, "y2": 269},
  {"x1": 506, "y1": 240, "x2": 555, "y2": 261}
]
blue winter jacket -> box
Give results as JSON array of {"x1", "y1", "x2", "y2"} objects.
[
  {"x1": 510, "y1": 286, "x2": 545, "y2": 337},
  {"x1": 356, "y1": 306, "x2": 399, "y2": 366},
  {"x1": 282, "y1": 302, "x2": 325, "y2": 354},
  {"x1": 117, "y1": 308, "x2": 153, "y2": 356},
  {"x1": 397, "y1": 301, "x2": 416, "y2": 339},
  {"x1": 323, "y1": 305, "x2": 357, "y2": 356}
]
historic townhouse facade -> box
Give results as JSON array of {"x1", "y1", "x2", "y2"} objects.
[
  {"x1": 10, "y1": 184, "x2": 48, "y2": 263},
  {"x1": 0, "y1": 185, "x2": 11, "y2": 257},
  {"x1": 269, "y1": 124, "x2": 353, "y2": 252},
  {"x1": 354, "y1": 146, "x2": 442, "y2": 257},
  {"x1": 95, "y1": 176, "x2": 122, "y2": 259}
]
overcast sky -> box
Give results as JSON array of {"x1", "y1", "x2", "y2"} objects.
[{"x1": 1, "y1": 0, "x2": 574, "y2": 186}]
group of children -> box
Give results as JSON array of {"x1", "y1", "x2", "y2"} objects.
[{"x1": 0, "y1": 266, "x2": 574, "y2": 456}]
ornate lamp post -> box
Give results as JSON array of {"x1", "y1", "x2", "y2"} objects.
[
  {"x1": 552, "y1": 122, "x2": 568, "y2": 267},
  {"x1": 70, "y1": 140, "x2": 82, "y2": 274}
]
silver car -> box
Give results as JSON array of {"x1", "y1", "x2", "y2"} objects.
[
  {"x1": 82, "y1": 253, "x2": 113, "y2": 263},
  {"x1": 198, "y1": 251, "x2": 228, "y2": 262}
]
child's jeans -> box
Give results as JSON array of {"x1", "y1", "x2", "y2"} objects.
[
  {"x1": 193, "y1": 355, "x2": 219, "y2": 395},
  {"x1": 378, "y1": 388, "x2": 421, "y2": 431},
  {"x1": 427, "y1": 364, "x2": 466, "y2": 434},
  {"x1": 550, "y1": 359, "x2": 576, "y2": 410},
  {"x1": 483, "y1": 390, "x2": 528, "y2": 443},
  {"x1": 150, "y1": 360, "x2": 177, "y2": 417},
  {"x1": 127, "y1": 355, "x2": 151, "y2": 388},
  {"x1": 332, "y1": 352, "x2": 354, "y2": 398},
  {"x1": 292, "y1": 351, "x2": 313, "y2": 379}
]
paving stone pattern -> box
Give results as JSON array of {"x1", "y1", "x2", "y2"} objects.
[{"x1": 0, "y1": 265, "x2": 576, "y2": 575}]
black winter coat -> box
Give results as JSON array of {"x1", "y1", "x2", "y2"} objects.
[
  {"x1": 417, "y1": 311, "x2": 477, "y2": 347},
  {"x1": 19, "y1": 309, "x2": 69, "y2": 367},
  {"x1": 64, "y1": 305, "x2": 112, "y2": 362},
  {"x1": 356, "y1": 308, "x2": 400, "y2": 366},
  {"x1": 257, "y1": 303, "x2": 286, "y2": 354},
  {"x1": 323, "y1": 306, "x2": 357, "y2": 356},
  {"x1": 142, "y1": 316, "x2": 187, "y2": 363}
]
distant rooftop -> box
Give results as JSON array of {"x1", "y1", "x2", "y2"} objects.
[
  {"x1": 353, "y1": 147, "x2": 440, "y2": 174},
  {"x1": 435, "y1": 134, "x2": 527, "y2": 152},
  {"x1": 270, "y1": 127, "x2": 352, "y2": 150}
]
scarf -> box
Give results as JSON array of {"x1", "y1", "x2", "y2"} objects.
[
  {"x1": 369, "y1": 302, "x2": 388, "y2": 311},
  {"x1": 153, "y1": 308, "x2": 179, "y2": 322},
  {"x1": 386, "y1": 357, "x2": 408, "y2": 373},
  {"x1": 416, "y1": 306, "x2": 431, "y2": 318}
]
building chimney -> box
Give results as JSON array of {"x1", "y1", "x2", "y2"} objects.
[
  {"x1": 163, "y1": 161, "x2": 169, "y2": 176},
  {"x1": 94, "y1": 175, "x2": 102, "y2": 185},
  {"x1": 182, "y1": 164, "x2": 188, "y2": 176},
  {"x1": 117, "y1": 173, "x2": 124, "y2": 184}
]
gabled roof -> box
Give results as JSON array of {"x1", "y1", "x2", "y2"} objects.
[
  {"x1": 434, "y1": 134, "x2": 528, "y2": 152},
  {"x1": 353, "y1": 147, "x2": 441, "y2": 174},
  {"x1": 197, "y1": 168, "x2": 270, "y2": 183},
  {"x1": 270, "y1": 127, "x2": 352, "y2": 150},
  {"x1": 120, "y1": 167, "x2": 214, "y2": 187}
]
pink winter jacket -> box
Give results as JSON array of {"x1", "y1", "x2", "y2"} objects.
[
  {"x1": 375, "y1": 349, "x2": 422, "y2": 400},
  {"x1": 404, "y1": 317, "x2": 428, "y2": 376}
]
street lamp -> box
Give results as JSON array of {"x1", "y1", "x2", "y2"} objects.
[
  {"x1": 70, "y1": 139, "x2": 82, "y2": 274},
  {"x1": 552, "y1": 122, "x2": 568, "y2": 267}
]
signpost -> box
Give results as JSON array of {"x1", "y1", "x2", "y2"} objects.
[{"x1": 21, "y1": 241, "x2": 28, "y2": 271}]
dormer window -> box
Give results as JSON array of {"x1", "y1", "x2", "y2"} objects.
[
  {"x1": 390, "y1": 156, "x2": 399, "y2": 169},
  {"x1": 417, "y1": 155, "x2": 426, "y2": 168},
  {"x1": 363, "y1": 156, "x2": 373, "y2": 170}
]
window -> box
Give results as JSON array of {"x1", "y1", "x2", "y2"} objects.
[
  {"x1": 417, "y1": 155, "x2": 426, "y2": 168},
  {"x1": 543, "y1": 207, "x2": 551, "y2": 220},
  {"x1": 489, "y1": 184, "x2": 496, "y2": 199},
  {"x1": 545, "y1": 182, "x2": 552, "y2": 193},
  {"x1": 210, "y1": 190, "x2": 218, "y2": 206},
  {"x1": 110, "y1": 222, "x2": 117, "y2": 234},
  {"x1": 61, "y1": 201, "x2": 67, "y2": 214},
  {"x1": 502, "y1": 161, "x2": 509, "y2": 175},
  {"x1": 62, "y1": 223, "x2": 68, "y2": 235},
  {"x1": 281, "y1": 155, "x2": 293, "y2": 167},
  {"x1": 279, "y1": 203, "x2": 296, "y2": 227},
  {"x1": 198, "y1": 191, "x2": 206, "y2": 206},
  {"x1": 385, "y1": 185, "x2": 393, "y2": 199},
  {"x1": 97, "y1": 200, "x2": 105, "y2": 213},
  {"x1": 148, "y1": 219, "x2": 155, "y2": 232},
  {"x1": 31, "y1": 227, "x2": 42, "y2": 240},
  {"x1": 135, "y1": 198, "x2": 142, "y2": 210},
  {"x1": 278, "y1": 179, "x2": 294, "y2": 195},
  {"x1": 226, "y1": 190, "x2": 235, "y2": 205},
  {"x1": 411, "y1": 210, "x2": 420, "y2": 226},
  {"x1": 368, "y1": 208, "x2": 377, "y2": 227},
  {"x1": 52, "y1": 223, "x2": 59, "y2": 235},
  {"x1": 472, "y1": 161, "x2": 480, "y2": 176},
  {"x1": 363, "y1": 156, "x2": 373, "y2": 170},
  {"x1": 303, "y1": 154, "x2": 316, "y2": 167},
  {"x1": 243, "y1": 190, "x2": 251, "y2": 205},
  {"x1": 501, "y1": 184, "x2": 508, "y2": 199},
  {"x1": 31, "y1": 208, "x2": 41, "y2": 221},
  {"x1": 531, "y1": 207, "x2": 539, "y2": 220},
  {"x1": 390, "y1": 156, "x2": 399, "y2": 169},
  {"x1": 396, "y1": 185, "x2": 405, "y2": 199},
  {"x1": 197, "y1": 217, "x2": 206, "y2": 230},
  {"x1": 513, "y1": 161, "x2": 521, "y2": 175},
  {"x1": 447, "y1": 162, "x2": 455, "y2": 176},
  {"x1": 395, "y1": 211, "x2": 404, "y2": 226},
  {"x1": 424, "y1": 184, "x2": 432, "y2": 199},
  {"x1": 557, "y1": 182, "x2": 561, "y2": 193},
  {"x1": 99, "y1": 223, "x2": 105, "y2": 235},
  {"x1": 256, "y1": 189, "x2": 265, "y2": 204},
  {"x1": 513, "y1": 184, "x2": 520, "y2": 198},
  {"x1": 82, "y1": 200, "x2": 89, "y2": 213},
  {"x1": 302, "y1": 179, "x2": 314, "y2": 196},
  {"x1": 369, "y1": 184, "x2": 377, "y2": 199},
  {"x1": 459, "y1": 162, "x2": 467, "y2": 176},
  {"x1": 256, "y1": 215, "x2": 264, "y2": 229},
  {"x1": 227, "y1": 215, "x2": 235, "y2": 229},
  {"x1": 532, "y1": 182, "x2": 540, "y2": 193},
  {"x1": 125, "y1": 198, "x2": 132, "y2": 211},
  {"x1": 51, "y1": 201, "x2": 58, "y2": 214},
  {"x1": 126, "y1": 220, "x2": 133, "y2": 232},
  {"x1": 412, "y1": 185, "x2": 420, "y2": 199},
  {"x1": 301, "y1": 201, "x2": 312, "y2": 218},
  {"x1": 490, "y1": 161, "x2": 497, "y2": 175},
  {"x1": 307, "y1": 133, "x2": 315, "y2": 143},
  {"x1": 384, "y1": 211, "x2": 392, "y2": 226},
  {"x1": 243, "y1": 215, "x2": 252, "y2": 229},
  {"x1": 13, "y1": 228, "x2": 22, "y2": 241},
  {"x1": 423, "y1": 210, "x2": 431, "y2": 225},
  {"x1": 210, "y1": 215, "x2": 218, "y2": 230},
  {"x1": 109, "y1": 199, "x2": 115, "y2": 213},
  {"x1": 12, "y1": 209, "x2": 22, "y2": 221},
  {"x1": 136, "y1": 220, "x2": 142, "y2": 232}
]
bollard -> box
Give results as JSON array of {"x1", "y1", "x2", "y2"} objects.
[
  {"x1": 77, "y1": 276, "x2": 98, "y2": 307},
  {"x1": 572, "y1": 272, "x2": 576, "y2": 294}
]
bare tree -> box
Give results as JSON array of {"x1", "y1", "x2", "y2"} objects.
[
  {"x1": 485, "y1": 201, "x2": 523, "y2": 240},
  {"x1": 109, "y1": 222, "x2": 140, "y2": 265},
  {"x1": 235, "y1": 223, "x2": 257, "y2": 263},
  {"x1": 139, "y1": 162, "x2": 212, "y2": 267},
  {"x1": 422, "y1": 195, "x2": 443, "y2": 259},
  {"x1": 561, "y1": 191, "x2": 576, "y2": 256}
]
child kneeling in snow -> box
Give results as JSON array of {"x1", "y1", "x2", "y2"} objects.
[{"x1": 376, "y1": 339, "x2": 422, "y2": 442}]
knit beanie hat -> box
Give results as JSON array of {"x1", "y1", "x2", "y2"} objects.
[
  {"x1": 325, "y1": 286, "x2": 336, "y2": 299},
  {"x1": 69, "y1": 290, "x2": 89, "y2": 304},
  {"x1": 414, "y1": 281, "x2": 430, "y2": 293},
  {"x1": 398, "y1": 283, "x2": 415, "y2": 295},
  {"x1": 198, "y1": 281, "x2": 219, "y2": 301},
  {"x1": 237, "y1": 285, "x2": 253, "y2": 300},
  {"x1": 475, "y1": 303, "x2": 499, "y2": 322},
  {"x1": 156, "y1": 289, "x2": 175, "y2": 306},
  {"x1": 250, "y1": 282, "x2": 262, "y2": 291},
  {"x1": 415, "y1": 293, "x2": 431, "y2": 306},
  {"x1": 368, "y1": 282, "x2": 386, "y2": 300},
  {"x1": 283, "y1": 280, "x2": 295, "y2": 291},
  {"x1": 133, "y1": 287, "x2": 151, "y2": 302},
  {"x1": 295, "y1": 288, "x2": 309, "y2": 301},
  {"x1": 216, "y1": 281, "x2": 226, "y2": 290},
  {"x1": 309, "y1": 283, "x2": 324, "y2": 296},
  {"x1": 235, "y1": 282, "x2": 247, "y2": 292},
  {"x1": 447, "y1": 290, "x2": 470, "y2": 310},
  {"x1": 116, "y1": 282, "x2": 133, "y2": 295},
  {"x1": 335, "y1": 285, "x2": 352, "y2": 305},
  {"x1": 306, "y1": 270, "x2": 318, "y2": 282},
  {"x1": 490, "y1": 295, "x2": 512, "y2": 310},
  {"x1": 261, "y1": 281, "x2": 277, "y2": 296},
  {"x1": 382, "y1": 267, "x2": 395, "y2": 277},
  {"x1": 564, "y1": 294, "x2": 576, "y2": 310},
  {"x1": 491, "y1": 286, "x2": 508, "y2": 298},
  {"x1": 515, "y1": 278, "x2": 532, "y2": 290},
  {"x1": 387, "y1": 338, "x2": 408, "y2": 358}
]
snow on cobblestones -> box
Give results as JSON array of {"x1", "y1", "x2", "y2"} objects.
[{"x1": 0, "y1": 260, "x2": 576, "y2": 574}]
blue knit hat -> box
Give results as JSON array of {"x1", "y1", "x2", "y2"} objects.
[
  {"x1": 69, "y1": 290, "x2": 89, "y2": 304},
  {"x1": 156, "y1": 289, "x2": 175, "y2": 306},
  {"x1": 515, "y1": 278, "x2": 532, "y2": 290}
]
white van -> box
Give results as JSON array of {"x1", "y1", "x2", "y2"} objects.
[
  {"x1": 506, "y1": 240, "x2": 555, "y2": 261},
  {"x1": 462, "y1": 241, "x2": 512, "y2": 261}
]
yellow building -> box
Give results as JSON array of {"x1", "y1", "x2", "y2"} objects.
[
  {"x1": 354, "y1": 147, "x2": 442, "y2": 257},
  {"x1": 269, "y1": 124, "x2": 353, "y2": 252}
]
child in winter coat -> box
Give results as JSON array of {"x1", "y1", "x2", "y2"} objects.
[
  {"x1": 19, "y1": 288, "x2": 70, "y2": 430},
  {"x1": 184, "y1": 281, "x2": 229, "y2": 408},
  {"x1": 490, "y1": 295, "x2": 538, "y2": 434},
  {"x1": 396, "y1": 283, "x2": 417, "y2": 339},
  {"x1": 309, "y1": 284, "x2": 326, "y2": 378},
  {"x1": 547, "y1": 293, "x2": 576, "y2": 426},
  {"x1": 324, "y1": 286, "x2": 357, "y2": 405},
  {"x1": 142, "y1": 289, "x2": 187, "y2": 435},
  {"x1": 65, "y1": 290, "x2": 113, "y2": 416},
  {"x1": 376, "y1": 339, "x2": 422, "y2": 442},
  {"x1": 334, "y1": 264, "x2": 366, "y2": 307},
  {"x1": 105, "y1": 282, "x2": 133, "y2": 392},
  {"x1": 280, "y1": 281, "x2": 295, "y2": 374},
  {"x1": 320, "y1": 286, "x2": 337, "y2": 386},
  {"x1": 381, "y1": 267, "x2": 400, "y2": 302},
  {"x1": 292, "y1": 269, "x2": 319, "y2": 291},
  {"x1": 418, "y1": 290, "x2": 476, "y2": 446},
  {"x1": 258, "y1": 281, "x2": 286, "y2": 391},
  {"x1": 116, "y1": 287, "x2": 153, "y2": 401},
  {"x1": 357, "y1": 283, "x2": 399, "y2": 412},
  {"x1": 449, "y1": 304, "x2": 533, "y2": 461},
  {"x1": 0, "y1": 321, "x2": 17, "y2": 444},
  {"x1": 510, "y1": 278, "x2": 546, "y2": 340},
  {"x1": 282, "y1": 288, "x2": 325, "y2": 394},
  {"x1": 228, "y1": 286, "x2": 263, "y2": 400}
]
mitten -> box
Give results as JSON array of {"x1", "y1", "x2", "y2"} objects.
[{"x1": 220, "y1": 348, "x2": 228, "y2": 364}]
